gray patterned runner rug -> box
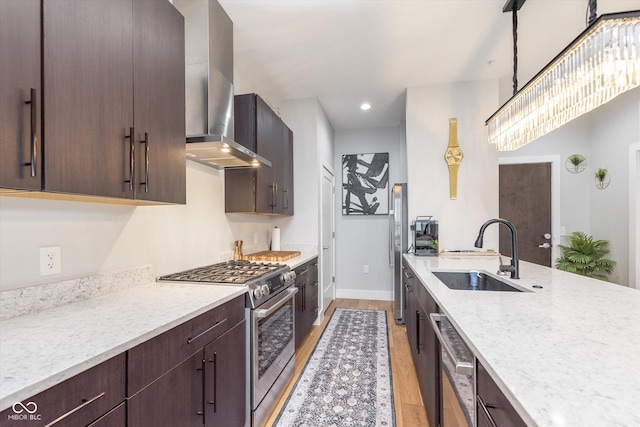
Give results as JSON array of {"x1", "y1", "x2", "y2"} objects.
[{"x1": 274, "y1": 308, "x2": 395, "y2": 427}]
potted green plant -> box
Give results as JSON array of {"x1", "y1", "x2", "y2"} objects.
[
  {"x1": 555, "y1": 231, "x2": 616, "y2": 280},
  {"x1": 595, "y1": 167, "x2": 609, "y2": 189},
  {"x1": 567, "y1": 154, "x2": 585, "y2": 173}
]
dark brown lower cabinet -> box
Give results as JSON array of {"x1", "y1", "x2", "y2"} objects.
[
  {"x1": 87, "y1": 402, "x2": 126, "y2": 427},
  {"x1": 295, "y1": 257, "x2": 319, "y2": 347},
  {"x1": 204, "y1": 321, "x2": 246, "y2": 427},
  {"x1": 403, "y1": 260, "x2": 440, "y2": 427},
  {"x1": 128, "y1": 351, "x2": 204, "y2": 427},
  {"x1": 127, "y1": 296, "x2": 246, "y2": 427},
  {"x1": 476, "y1": 360, "x2": 527, "y2": 427},
  {"x1": 0, "y1": 354, "x2": 126, "y2": 427}
]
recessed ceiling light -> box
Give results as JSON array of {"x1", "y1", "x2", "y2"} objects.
[{"x1": 360, "y1": 103, "x2": 372, "y2": 111}]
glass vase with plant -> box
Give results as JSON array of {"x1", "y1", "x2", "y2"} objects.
[
  {"x1": 555, "y1": 231, "x2": 616, "y2": 281},
  {"x1": 595, "y1": 167, "x2": 609, "y2": 188},
  {"x1": 566, "y1": 154, "x2": 585, "y2": 173}
]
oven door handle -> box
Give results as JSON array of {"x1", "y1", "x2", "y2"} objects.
[
  {"x1": 429, "y1": 313, "x2": 474, "y2": 376},
  {"x1": 256, "y1": 287, "x2": 298, "y2": 318}
]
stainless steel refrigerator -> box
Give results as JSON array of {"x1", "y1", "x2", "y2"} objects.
[{"x1": 389, "y1": 183, "x2": 408, "y2": 324}]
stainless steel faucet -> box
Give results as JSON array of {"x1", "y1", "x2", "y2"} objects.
[{"x1": 474, "y1": 218, "x2": 520, "y2": 279}]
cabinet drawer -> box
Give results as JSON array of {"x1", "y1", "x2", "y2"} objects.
[
  {"x1": 0, "y1": 354, "x2": 125, "y2": 427},
  {"x1": 476, "y1": 360, "x2": 527, "y2": 427},
  {"x1": 128, "y1": 295, "x2": 245, "y2": 395},
  {"x1": 87, "y1": 402, "x2": 126, "y2": 427}
]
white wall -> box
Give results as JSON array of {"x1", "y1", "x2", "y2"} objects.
[
  {"x1": 499, "y1": 87, "x2": 640, "y2": 286},
  {"x1": 406, "y1": 80, "x2": 501, "y2": 252},
  {"x1": 0, "y1": 161, "x2": 274, "y2": 291},
  {"x1": 273, "y1": 98, "x2": 335, "y2": 247},
  {"x1": 334, "y1": 125, "x2": 405, "y2": 300},
  {"x1": 588, "y1": 89, "x2": 639, "y2": 286}
]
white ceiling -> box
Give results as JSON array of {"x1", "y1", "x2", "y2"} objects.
[{"x1": 219, "y1": 0, "x2": 640, "y2": 130}]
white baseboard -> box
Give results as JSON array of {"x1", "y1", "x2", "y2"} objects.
[{"x1": 335, "y1": 288, "x2": 393, "y2": 301}]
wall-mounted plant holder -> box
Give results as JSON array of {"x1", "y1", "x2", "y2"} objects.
[
  {"x1": 594, "y1": 167, "x2": 610, "y2": 189},
  {"x1": 565, "y1": 154, "x2": 586, "y2": 173}
]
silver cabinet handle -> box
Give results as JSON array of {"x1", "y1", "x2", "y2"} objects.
[
  {"x1": 24, "y1": 88, "x2": 37, "y2": 177},
  {"x1": 538, "y1": 243, "x2": 551, "y2": 249},
  {"x1": 44, "y1": 392, "x2": 105, "y2": 427},
  {"x1": 140, "y1": 132, "x2": 149, "y2": 193},
  {"x1": 429, "y1": 313, "x2": 474, "y2": 376},
  {"x1": 256, "y1": 287, "x2": 298, "y2": 318},
  {"x1": 124, "y1": 127, "x2": 134, "y2": 192},
  {"x1": 477, "y1": 395, "x2": 498, "y2": 427},
  {"x1": 322, "y1": 246, "x2": 329, "y2": 250}
]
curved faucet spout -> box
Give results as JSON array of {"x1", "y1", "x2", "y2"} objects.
[{"x1": 474, "y1": 218, "x2": 520, "y2": 279}]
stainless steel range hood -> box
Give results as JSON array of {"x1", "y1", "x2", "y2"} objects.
[{"x1": 175, "y1": 0, "x2": 271, "y2": 169}]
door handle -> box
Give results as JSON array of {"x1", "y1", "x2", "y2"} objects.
[
  {"x1": 140, "y1": 132, "x2": 149, "y2": 193},
  {"x1": 323, "y1": 246, "x2": 329, "y2": 250},
  {"x1": 538, "y1": 243, "x2": 551, "y2": 249}
]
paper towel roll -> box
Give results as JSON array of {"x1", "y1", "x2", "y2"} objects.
[{"x1": 272, "y1": 227, "x2": 281, "y2": 251}]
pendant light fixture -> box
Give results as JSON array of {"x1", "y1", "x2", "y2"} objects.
[{"x1": 486, "y1": 1, "x2": 640, "y2": 151}]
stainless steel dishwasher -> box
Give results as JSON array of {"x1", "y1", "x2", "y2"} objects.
[{"x1": 430, "y1": 313, "x2": 476, "y2": 427}]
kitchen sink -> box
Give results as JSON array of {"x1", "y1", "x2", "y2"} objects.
[{"x1": 432, "y1": 271, "x2": 525, "y2": 292}]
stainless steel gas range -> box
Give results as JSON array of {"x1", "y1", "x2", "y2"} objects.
[{"x1": 159, "y1": 260, "x2": 297, "y2": 427}]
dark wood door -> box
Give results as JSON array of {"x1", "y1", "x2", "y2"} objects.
[
  {"x1": 294, "y1": 271, "x2": 307, "y2": 347},
  {"x1": 128, "y1": 351, "x2": 205, "y2": 427},
  {"x1": 133, "y1": 0, "x2": 186, "y2": 204},
  {"x1": 422, "y1": 288, "x2": 440, "y2": 427},
  {"x1": 204, "y1": 321, "x2": 246, "y2": 427},
  {"x1": 0, "y1": 0, "x2": 41, "y2": 190},
  {"x1": 499, "y1": 163, "x2": 552, "y2": 267},
  {"x1": 43, "y1": 0, "x2": 134, "y2": 199}
]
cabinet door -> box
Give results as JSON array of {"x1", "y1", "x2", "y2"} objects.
[
  {"x1": 43, "y1": 0, "x2": 134, "y2": 199},
  {"x1": 0, "y1": 0, "x2": 41, "y2": 190},
  {"x1": 423, "y1": 289, "x2": 441, "y2": 427},
  {"x1": 255, "y1": 96, "x2": 278, "y2": 214},
  {"x1": 405, "y1": 280, "x2": 418, "y2": 359},
  {"x1": 128, "y1": 351, "x2": 205, "y2": 427},
  {"x1": 133, "y1": 0, "x2": 186, "y2": 204},
  {"x1": 204, "y1": 321, "x2": 246, "y2": 427},
  {"x1": 476, "y1": 361, "x2": 527, "y2": 427},
  {"x1": 281, "y1": 125, "x2": 294, "y2": 215},
  {"x1": 294, "y1": 279, "x2": 306, "y2": 348}
]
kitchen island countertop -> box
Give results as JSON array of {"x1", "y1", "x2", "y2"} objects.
[
  {"x1": 0, "y1": 281, "x2": 246, "y2": 412},
  {"x1": 403, "y1": 253, "x2": 640, "y2": 426}
]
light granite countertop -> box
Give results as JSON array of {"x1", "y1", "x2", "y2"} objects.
[
  {"x1": 0, "y1": 281, "x2": 246, "y2": 412},
  {"x1": 281, "y1": 249, "x2": 319, "y2": 270},
  {"x1": 403, "y1": 253, "x2": 640, "y2": 427}
]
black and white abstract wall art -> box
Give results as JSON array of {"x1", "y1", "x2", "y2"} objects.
[{"x1": 342, "y1": 152, "x2": 389, "y2": 215}]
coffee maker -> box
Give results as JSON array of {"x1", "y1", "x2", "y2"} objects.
[{"x1": 412, "y1": 216, "x2": 439, "y2": 256}]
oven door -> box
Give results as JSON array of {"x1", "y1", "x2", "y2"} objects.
[{"x1": 251, "y1": 286, "x2": 298, "y2": 409}]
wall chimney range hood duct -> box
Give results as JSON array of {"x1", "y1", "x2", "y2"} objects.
[{"x1": 174, "y1": 0, "x2": 271, "y2": 169}]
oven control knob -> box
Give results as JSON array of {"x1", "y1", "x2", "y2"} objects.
[
  {"x1": 253, "y1": 288, "x2": 263, "y2": 299},
  {"x1": 261, "y1": 284, "x2": 270, "y2": 296}
]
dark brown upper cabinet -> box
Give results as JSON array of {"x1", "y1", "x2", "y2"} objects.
[
  {"x1": 225, "y1": 94, "x2": 294, "y2": 215},
  {"x1": 0, "y1": 0, "x2": 42, "y2": 191},
  {"x1": 1, "y1": 0, "x2": 185, "y2": 204}
]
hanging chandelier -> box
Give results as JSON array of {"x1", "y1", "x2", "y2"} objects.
[{"x1": 486, "y1": 10, "x2": 640, "y2": 151}]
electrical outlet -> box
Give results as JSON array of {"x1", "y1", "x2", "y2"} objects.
[
  {"x1": 560, "y1": 226, "x2": 566, "y2": 236},
  {"x1": 40, "y1": 246, "x2": 61, "y2": 276},
  {"x1": 363, "y1": 265, "x2": 370, "y2": 274}
]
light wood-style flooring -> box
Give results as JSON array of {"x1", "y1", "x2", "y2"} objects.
[{"x1": 264, "y1": 298, "x2": 430, "y2": 427}]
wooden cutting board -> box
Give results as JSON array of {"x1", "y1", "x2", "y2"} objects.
[{"x1": 244, "y1": 250, "x2": 301, "y2": 261}]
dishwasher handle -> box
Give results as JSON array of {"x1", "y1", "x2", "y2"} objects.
[{"x1": 429, "y1": 313, "x2": 474, "y2": 376}]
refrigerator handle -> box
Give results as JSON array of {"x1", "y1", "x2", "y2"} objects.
[{"x1": 389, "y1": 211, "x2": 394, "y2": 268}]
